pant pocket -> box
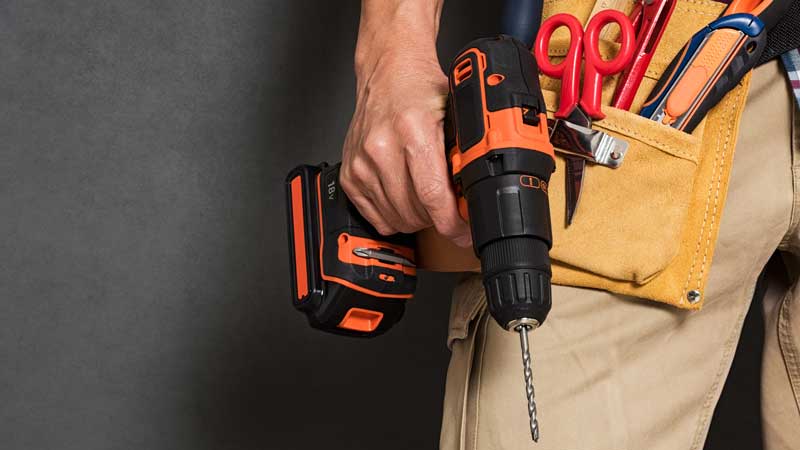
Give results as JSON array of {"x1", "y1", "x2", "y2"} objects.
[{"x1": 447, "y1": 274, "x2": 487, "y2": 350}]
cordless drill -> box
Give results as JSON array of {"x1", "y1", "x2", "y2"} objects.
[
  {"x1": 446, "y1": 35, "x2": 555, "y2": 442},
  {"x1": 286, "y1": 35, "x2": 555, "y2": 442}
]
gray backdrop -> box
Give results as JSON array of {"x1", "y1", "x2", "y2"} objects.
[{"x1": 0, "y1": 1, "x2": 760, "y2": 449}]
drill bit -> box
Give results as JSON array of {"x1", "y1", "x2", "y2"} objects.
[{"x1": 516, "y1": 323, "x2": 540, "y2": 442}]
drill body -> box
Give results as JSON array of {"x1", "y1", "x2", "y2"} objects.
[{"x1": 446, "y1": 35, "x2": 556, "y2": 331}]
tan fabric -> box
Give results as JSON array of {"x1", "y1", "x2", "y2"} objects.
[
  {"x1": 440, "y1": 61, "x2": 800, "y2": 449},
  {"x1": 762, "y1": 257, "x2": 800, "y2": 450}
]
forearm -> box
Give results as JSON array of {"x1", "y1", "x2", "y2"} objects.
[{"x1": 355, "y1": 0, "x2": 444, "y2": 75}]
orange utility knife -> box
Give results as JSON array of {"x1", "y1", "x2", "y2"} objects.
[{"x1": 639, "y1": 13, "x2": 766, "y2": 131}]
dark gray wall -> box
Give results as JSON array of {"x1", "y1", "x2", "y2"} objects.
[
  {"x1": 0, "y1": 1, "x2": 500, "y2": 449},
  {"x1": 0, "y1": 1, "x2": 758, "y2": 449}
]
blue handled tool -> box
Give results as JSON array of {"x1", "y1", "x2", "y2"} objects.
[{"x1": 639, "y1": 13, "x2": 766, "y2": 132}]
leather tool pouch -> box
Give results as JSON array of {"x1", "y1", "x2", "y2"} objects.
[{"x1": 418, "y1": 0, "x2": 753, "y2": 310}]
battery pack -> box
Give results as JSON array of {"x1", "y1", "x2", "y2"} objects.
[{"x1": 285, "y1": 162, "x2": 416, "y2": 337}]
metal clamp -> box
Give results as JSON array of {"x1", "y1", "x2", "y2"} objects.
[{"x1": 547, "y1": 118, "x2": 628, "y2": 168}]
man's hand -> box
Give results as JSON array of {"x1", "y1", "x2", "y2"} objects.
[{"x1": 340, "y1": 0, "x2": 472, "y2": 248}]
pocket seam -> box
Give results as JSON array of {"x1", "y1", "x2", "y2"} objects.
[
  {"x1": 679, "y1": 84, "x2": 745, "y2": 303},
  {"x1": 540, "y1": 89, "x2": 702, "y2": 163},
  {"x1": 677, "y1": 0, "x2": 726, "y2": 12},
  {"x1": 597, "y1": 120, "x2": 700, "y2": 162},
  {"x1": 675, "y1": 7, "x2": 720, "y2": 18}
]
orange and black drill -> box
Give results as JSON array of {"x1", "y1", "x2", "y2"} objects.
[
  {"x1": 286, "y1": 35, "x2": 555, "y2": 441},
  {"x1": 445, "y1": 35, "x2": 555, "y2": 441}
]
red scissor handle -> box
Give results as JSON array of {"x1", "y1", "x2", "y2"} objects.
[
  {"x1": 581, "y1": 10, "x2": 635, "y2": 118},
  {"x1": 535, "y1": 10, "x2": 635, "y2": 120},
  {"x1": 535, "y1": 13, "x2": 584, "y2": 119}
]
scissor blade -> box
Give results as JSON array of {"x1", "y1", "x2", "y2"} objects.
[
  {"x1": 565, "y1": 108, "x2": 593, "y2": 129},
  {"x1": 565, "y1": 157, "x2": 586, "y2": 226}
]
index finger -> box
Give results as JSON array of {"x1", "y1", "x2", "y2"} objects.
[{"x1": 405, "y1": 140, "x2": 472, "y2": 248}]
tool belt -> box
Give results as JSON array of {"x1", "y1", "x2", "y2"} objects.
[{"x1": 418, "y1": 0, "x2": 756, "y2": 310}]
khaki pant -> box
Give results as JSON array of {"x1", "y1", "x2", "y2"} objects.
[{"x1": 440, "y1": 61, "x2": 800, "y2": 450}]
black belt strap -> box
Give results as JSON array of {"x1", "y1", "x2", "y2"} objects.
[{"x1": 757, "y1": 0, "x2": 800, "y2": 65}]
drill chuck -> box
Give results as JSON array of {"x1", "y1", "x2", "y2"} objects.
[{"x1": 480, "y1": 236, "x2": 551, "y2": 329}]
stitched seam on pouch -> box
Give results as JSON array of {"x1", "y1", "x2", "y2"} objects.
[
  {"x1": 688, "y1": 281, "x2": 758, "y2": 450},
  {"x1": 682, "y1": 124, "x2": 721, "y2": 298},
  {"x1": 778, "y1": 294, "x2": 800, "y2": 413},
  {"x1": 695, "y1": 88, "x2": 742, "y2": 289},
  {"x1": 598, "y1": 122, "x2": 699, "y2": 161},
  {"x1": 678, "y1": 0, "x2": 726, "y2": 10},
  {"x1": 675, "y1": 7, "x2": 719, "y2": 17},
  {"x1": 680, "y1": 0, "x2": 721, "y2": 6},
  {"x1": 679, "y1": 90, "x2": 735, "y2": 302}
]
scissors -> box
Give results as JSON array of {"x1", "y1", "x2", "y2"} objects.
[
  {"x1": 612, "y1": 0, "x2": 677, "y2": 111},
  {"x1": 535, "y1": 10, "x2": 635, "y2": 225}
]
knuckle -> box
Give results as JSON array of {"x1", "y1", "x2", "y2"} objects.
[
  {"x1": 396, "y1": 109, "x2": 422, "y2": 130},
  {"x1": 402, "y1": 131, "x2": 440, "y2": 160},
  {"x1": 362, "y1": 131, "x2": 392, "y2": 156},
  {"x1": 417, "y1": 178, "x2": 447, "y2": 206},
  {"x1": 404, "y1": 139, "x2": 438, "y2": 159},
  {"x1": 395, "y1": 110, "x2": 429, "y2": 142},
  {"x1": 339, "y1": 162, "x2": 361, "y2": 190},
  {"x1": 339, "y1": 161, "x2": 353, "y2": 182},
  {"x1": 348, "y1": 158, "x2": 372, "y2": 185},
  {"x1": 339, "y1": 173, "x2": 356, "y2": 196}
]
